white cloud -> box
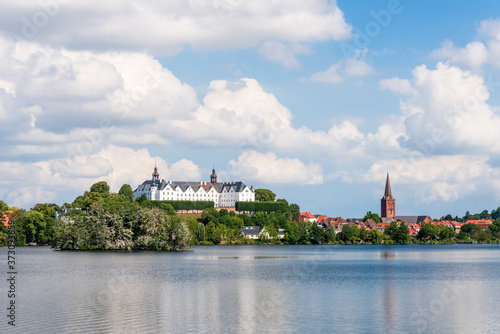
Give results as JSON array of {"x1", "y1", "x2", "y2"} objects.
[
  {"x1": 379, "y1": 77, "x2": 414, "y2": 95},
  {"x1": 1, "y1": 0, "x2": 351, "y2": 55},
  {"x1": 431, "y1": 40, "x2": 489, "y2": 71},
  {"x1": 0, "y1": 145, "x2": 202, "y2": 208},
  {"x1": 363, "y1": 155, "x2": 491, "y2": 203},
  {"x1": 229, "y1": 151, "x2": 323, "y2": 185},
  {"x1": 431, "y1": 19, "x2": 500, "y2": 71},
  {"x1": 311, "y1": 49, "x2": 373, "y2": 83},
  {"x1": 258, "y1": 41, "x2": 312, "y2": 68}
]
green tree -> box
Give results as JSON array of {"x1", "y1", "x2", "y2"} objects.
[
  {"x1": 253, "y1": 211, "x2": 269, "y2": 226},
  {"x1": 290, "y1": 203, "x2": 300, "y2": 222},
  {"x1": 366, "y1": 229, "x2": 384, "y2": 244},
  {"x1": 417, "y1": 223, "x2": 438, "y2": 241},
  {"x1": 458, "y1": 223, "x2": 481, "y2": 240},
  {"x1": 309, "y1": 224, "x2": 325, "y2": 244},
  {"x1": 339, "y1": 224, "x2": 360, "y2": 244},
  {"x1": 118, "y1": 184, "x2": 134, "y2": 201},
  {"x1": 438, "y1": 226, "x2": 456, "y2": 240},
  {"x1": 385, "y1": 221, "x2": 410, "y2": 244},
  {"x1": 479, "y1": 210, "x2": 490, "y2": 220},
  {"x1": 255, "y1": 189, "x2": 276, "y2": 202},
  {"x1": 135, "y1": 194, "x2": 148, "y2": 204},
  {"x1": 0, "y1": 200, "x2": 9, "y2": 211},
  {"x1": 363, "y1": 211, "x2": 381, "y2": 223},
  {"x1": 90, "y1": 181, "x2": 110, "y2": 195},
  {"x1": 195, "y1": 223, "x2": 206, "y2": 241}
]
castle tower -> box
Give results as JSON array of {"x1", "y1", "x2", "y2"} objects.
[
  {"x1": 152, "y1": 165, "x2": 159, "y2": 182},
  {"x1": 381, "y1": 172, "x2": 395, "y2": 219},
  {"x1": 210, "y1": 168, "x2": 217, "y2": 184}
]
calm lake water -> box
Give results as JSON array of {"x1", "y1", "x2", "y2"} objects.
[{"x1": 2, "y1": 244, "x2": 500, "y2": 333}]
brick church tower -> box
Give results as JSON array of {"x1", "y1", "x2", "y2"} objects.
[{"x1": 381, "y1": 172, "x2": 395, "y2": 219}]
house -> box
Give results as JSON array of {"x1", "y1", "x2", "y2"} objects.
[
  {"x1": 240, "y1": 226, "x2": 263, "y2": 239},
  {"x1": 466, "y1": 220, "x2": 493, "y2": 230},
  {"x1": 240, "y1": 226, "x2": 285, "y2": 240},
  {"x1": 315, "y1": 215, "x2": 327, "y2": 224},
  {"x1": 134, "y1": 166, "x2": 255, "y2": 208},
  {"x1": 299, "y1": 212, "x2": 317, "y2": 223},
  {"x1": 363, "y1": 219, "x2": 377, "y2": 230},
  {"x1": 451, "y1": 222, "x2": 465, "y2": 233}
]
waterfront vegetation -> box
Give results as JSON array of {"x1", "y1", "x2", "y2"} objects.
[{"x1": 1, "y1": 183, "x2": 500, "y2": 248}]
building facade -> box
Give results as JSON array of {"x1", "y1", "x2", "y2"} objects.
[{"x1": 133, "y1": 166, "x2": 255, "y2": 208}]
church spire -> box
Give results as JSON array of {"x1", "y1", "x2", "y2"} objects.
[
  {"x1": 383, "y1": 172, "x2": 393, "y2": 200},
  {"x1": 381, "y1": 172, "x2": 395, "y2": 219}
]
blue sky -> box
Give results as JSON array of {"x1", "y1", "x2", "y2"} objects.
[{"x1": 1, "y1": 0, "x2": 500, "y2": 219}]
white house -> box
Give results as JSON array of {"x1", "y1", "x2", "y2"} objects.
[{"x1": 133, "y1": 166, "x2": 255, "y2": 208}]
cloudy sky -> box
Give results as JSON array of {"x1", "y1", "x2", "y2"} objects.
[{"x1": 1, "y1": 0, "x2": 500, "y2": 218}]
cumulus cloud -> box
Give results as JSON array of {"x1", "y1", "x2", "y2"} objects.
[
  {"x1": 258, "y1": 41, "x2": 312, "y2": 68},
  {"x1": 431, "y1": 19, "x2": 500, "y2": 70},
  {"x1": 0, "y1": 145, "x2": 202, "y2": 207},
  {"x1": 311, "y1": 49, "x2": 373, "y2": 83},
  {"x1": 0, "y1": 0, "x2": 351, "y2": 55},
  {"x1": 229, "y1": 151, "x2": 323, "y2": 185},
  {"x1": 379, "y1": 77, "x2": 414, "y2": 95},
  {"x1": 363, "y1": 155, "x2": 492, "y2": 203}
]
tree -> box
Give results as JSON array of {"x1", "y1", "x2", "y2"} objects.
[
  {"x1": 363, "y1": 211, "x2": 381, "y2": 223},
  {"x1": 458, "y1": 223, "x2": 481, "y2": 240},
  {"x1": 90, "y1": 181, "x2": 110, "y2": 195},
  {"x1": 479, "y1": 210, "x2": 490, "y2": 220},
  {"x1": 417, "y1": 223, "x2": 438, "y2": 241},
  {"x1": 442, "y1": 214, "x2": 453, "y2": 221},
  {"x1": 289, "y1": 203, "x2": 300, "y2": 222},
  {"x1": 366, "y1": 229, "x2": 384, "y2": 244},
  {"x1": 385, "y1": 221, "x2": 410, "y2": 244},
  {"x1": 438, "y1": 226, "x2": 456, "y2": 240},
  {"x1": 118, "y1": 184, "x2": 134, "y2": 201},
  {"x1": 309, "y1": 224, "x2": 325, "y2": 244},
  {"x1": 135, "y1": 194, "x2": 148, "y2": 204},
  {"x1": 0, "y1": 200, "x2": 9, "y2": 211},
  {"x1": 339, "y1": 224, "x2": 360, "y2": 244},
  {"x1": 195, "y1": 223, "x2": 206, "y2": 241},
  {"x1": 255, "y1": 189, "x2": 276, "y2": 202}
]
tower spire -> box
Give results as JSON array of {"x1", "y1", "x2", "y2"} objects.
[
  {"x1": 210, "y1": 167, "x2": 217, "y2": 184},
  {"x1": 384, "y1": 172, "x2": 393, "y2": 200},
  {"x1": 381, "y1": 171, "x2": 395, "y2": 219},
  {"x1": 152, "y1": 164, "x2": 159, "y2": 181}
]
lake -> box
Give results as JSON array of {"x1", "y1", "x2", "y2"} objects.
[{"x1": 2, "y1": 244, "x2": 500, "y2": 333}]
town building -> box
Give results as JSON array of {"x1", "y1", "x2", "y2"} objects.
[
  {"x1": 381, "y1": 172, "x2": 395, "y2": 220},
  {"x1": 133, "y1": 166, "x2": 255, "y2": 208},
  {"x1": 380, "y1": 172, "x2": 432, "y2": 225}
]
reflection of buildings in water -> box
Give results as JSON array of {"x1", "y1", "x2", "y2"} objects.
[
  {"x1": 237, "y1": 265, "x2": 289, "y2": 332},
  {"x1": 382, "y1": 259, "x2": 397, "y2": 333},
  {"x1": 381, "y1": 252, "x2": 395, "y2": 259}
]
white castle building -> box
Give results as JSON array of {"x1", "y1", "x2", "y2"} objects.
[{"x1": 133, "y1": 166, "x2": 255, "y2": 208}]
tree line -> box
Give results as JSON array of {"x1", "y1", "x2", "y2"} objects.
[{"x1": 1, "y1": 185, "x2": 500, "y2": 247}]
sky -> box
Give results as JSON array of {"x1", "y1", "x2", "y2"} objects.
[{"x1": 1, "y1": 0, "x2": 500, "y2": 219}]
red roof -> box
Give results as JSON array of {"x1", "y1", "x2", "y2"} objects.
[
  {"x1": 316, "y1": 215, "x2": 327, "y2": 222},
  {"x1": 0, "y1": 211, "x2": 13, "y2": 228},
  {"x1": 466, "y1": 220, "x2": 492, "y2": 225},
  {"x1": 300, "y1": 212, "x2": 316, "y2": 219}
]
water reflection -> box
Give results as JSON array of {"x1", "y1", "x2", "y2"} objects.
[{"x1": 4, "y1": 245, "x2": 500, "y2": 333}]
